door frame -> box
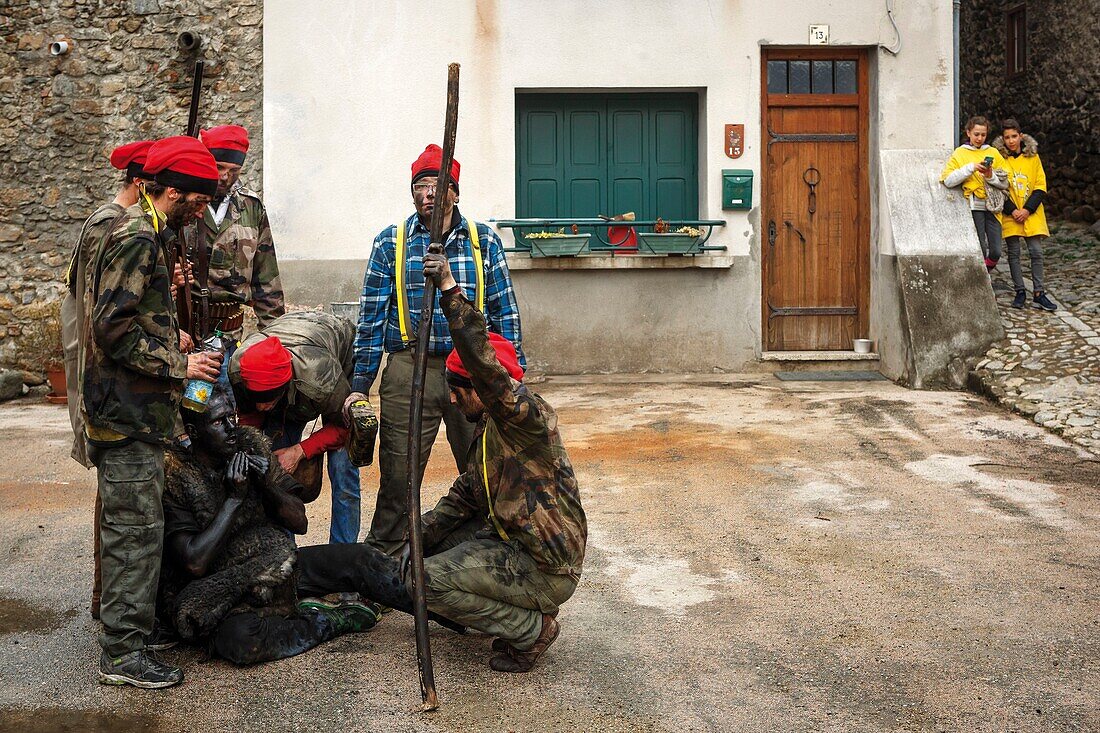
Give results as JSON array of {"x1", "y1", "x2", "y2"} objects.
[{"x1": 759, "y1": 47, "x2": 871, "y2": 351}]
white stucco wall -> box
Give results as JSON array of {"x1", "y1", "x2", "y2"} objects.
[{"x1": 263, "y1": 0, "x2": 955, "y2": 262}]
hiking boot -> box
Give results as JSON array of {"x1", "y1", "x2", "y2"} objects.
[
  {"x1": 298, "y1": 598, "x2": 382, "y2": 634},
  {"x1": 1033, "y1": 292, "x2": 1058, "y2": 311},
  {"x1": 984, "y1": 257, "x2": 997, "y2": 272},
  {"x1": 98, "y1": 650, "x2": 183, "y2": 689},
  {"x1": 146, "y1": 622, "x2": 179, "y2": 651},
  {"x1": 1012, "y1": 290, "x2": 1027, "y2": 309},
  {"x1": 490, "y1": 614, "x2": 560, "y2": 673}
]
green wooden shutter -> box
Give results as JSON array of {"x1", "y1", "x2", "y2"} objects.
[{"x1": 517, "y1": 93, "x2": 698, "y2": 221}]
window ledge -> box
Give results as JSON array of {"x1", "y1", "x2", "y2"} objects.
[{"x1": 506, "y1": 254, "x2": 735, "y2": 270}]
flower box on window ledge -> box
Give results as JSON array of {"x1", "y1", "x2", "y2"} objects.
[
  {"x1": 524, "y1": 232, "x2": 591, "y2": 258},
  {"x1": 636, "y1": 232, "x2": 702, "y2": 255}
]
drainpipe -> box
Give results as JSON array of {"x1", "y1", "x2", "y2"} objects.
[{"x1": 953, "y1": 0, "x2": 961, "y2": 144}]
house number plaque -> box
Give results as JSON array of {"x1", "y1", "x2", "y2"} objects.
[{"x1": 725, "y1": 124, "x2": 744, "y2": 159}]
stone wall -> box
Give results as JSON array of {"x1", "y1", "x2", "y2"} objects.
[
  {"x1": 960, "y1": 0, "x2": 1099, "y2": 223},
  {"x1": 0, "y1": 0, "x2": 263, "y2": 369}
]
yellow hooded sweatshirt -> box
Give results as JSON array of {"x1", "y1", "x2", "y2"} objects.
[
  {"x1": 941, "y1": 144, "x2": 1007, "y2": 203},
  {"x1": 993, "y1": 134, "x2": 1049, "y2": 238}
]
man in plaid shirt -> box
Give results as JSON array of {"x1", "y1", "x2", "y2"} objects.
[{"x1": 344, "y1": 144, "x2": 524, "y2": 554}]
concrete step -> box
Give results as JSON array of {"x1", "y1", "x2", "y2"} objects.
[{"x1": 757, "y1": 351, "x2": 881, "y2": 372}]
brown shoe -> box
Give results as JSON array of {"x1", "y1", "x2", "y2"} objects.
[
  {"x1": 490, "y1": 614, "x2": 559, "y2": 673},
  {"x1": 491, "y1": 637, "x2": 515, "y2": 653}
]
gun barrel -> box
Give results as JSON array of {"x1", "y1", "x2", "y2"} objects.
[{"x1": 186, "y1": 61, "x2": 204, "y2": 137}]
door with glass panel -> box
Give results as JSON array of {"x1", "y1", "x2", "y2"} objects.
[{"x1": 761, "y1": 49, "x2": 869, "y2": 351}]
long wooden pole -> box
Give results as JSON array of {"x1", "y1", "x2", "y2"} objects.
[{"x1": 406, "y1": 62, "x2": 460, "y2": 712}]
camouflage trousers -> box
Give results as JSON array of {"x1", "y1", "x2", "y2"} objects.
[
  {"x1": 90, "y1": 440, "x2": 165, "y2": 657},
  {"x1": 424, "y1": 520, "x2": 578, "y2": 649},
  {"x1": 295, "y1": 520, "x2": 578, "y2": 650},
  {"x1": 366, "y1": 350, "x2": 476, "y2": 554}
]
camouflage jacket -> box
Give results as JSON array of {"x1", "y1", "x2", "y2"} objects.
[
  {"x1": 64, "y1": 201, "x2": 125, "y2": 465},
  {"x1": 195, "y1": 185, "x2": 285, "y2": 330},
  {"x1": 228, "y1": 311, "x2": 354, "y2": 427},
  {"x1": 421, "y1": 290, "x2": 587, "y2": 576},
  {"x1": 83, "y1": 202, "x2": 188, "y2": 444}
]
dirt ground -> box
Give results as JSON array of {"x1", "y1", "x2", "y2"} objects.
[{"x1": 0, "y1": 375, "x2": 1097, "y2": 733}]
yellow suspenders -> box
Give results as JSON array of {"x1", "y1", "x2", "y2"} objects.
[
  {"x1": 481, "y1": 424, "x2": 509, "y2": 541},
  {"x1": 394, "y1": 219, "x2": 485, "y2": 345}
]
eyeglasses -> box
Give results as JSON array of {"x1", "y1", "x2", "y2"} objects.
[{"x1": 413, "y1": 182, "x2": 454, "y2": 194}]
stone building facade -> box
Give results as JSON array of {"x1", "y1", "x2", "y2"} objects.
[
  {"x1": 960, "y1": 0, "x2": 1099, "y2": 223},
  {"x1": 0, "y1": 0, "x2": 263, "y2": 369}
]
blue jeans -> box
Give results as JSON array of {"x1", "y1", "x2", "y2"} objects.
[{"x1": 268, "y1": 418, "x2": 361, "y2": 544}]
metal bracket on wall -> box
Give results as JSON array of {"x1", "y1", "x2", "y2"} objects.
[{"x1": 767, "y1": 124, "x2": 857, "y2": 149}]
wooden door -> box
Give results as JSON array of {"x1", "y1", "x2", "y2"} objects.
[{"x1": 761, "y1": 50, "x2": 869, "y2": 351}]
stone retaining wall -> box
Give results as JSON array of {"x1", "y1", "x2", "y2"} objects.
[
  {"x1": 960, "y1": 0, "x2": 1099, "y2": 224},
  {"x1": 0, "y1": 0, "x2": 263, "y2": 369}
]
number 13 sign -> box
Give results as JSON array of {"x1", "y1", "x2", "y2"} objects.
[{"x1": 725, "y1": 124, "x2": 744, "y2": 159}]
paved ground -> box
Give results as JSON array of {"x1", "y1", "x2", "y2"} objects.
[
  {"x1": 973, "y1": 222, "x2": 1100, "y2": 456},
  {"x1": 1, "y1": 376, "x2": 1099, "y2": 732}
]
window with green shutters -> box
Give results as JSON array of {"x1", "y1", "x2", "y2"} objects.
[{"x1": 516, "y1": 93, "x2": 699, "y2": 221}]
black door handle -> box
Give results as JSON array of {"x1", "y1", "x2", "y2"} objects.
[{"x1": 768, "y1": 220, "x2": 777, "y2": 248}]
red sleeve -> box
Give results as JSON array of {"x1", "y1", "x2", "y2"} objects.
[{"x1": 299, "y1": 424, "x2": 348, "y2": 459}]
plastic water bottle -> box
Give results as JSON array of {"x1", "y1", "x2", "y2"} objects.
[{"x1": 181, "y1": 330, "x2": 226, "y2": 413}]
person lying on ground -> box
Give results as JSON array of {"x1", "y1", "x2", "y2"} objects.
[
  {"x1": 158, "y1": 383, "x2": 380, "y2": 666},
  {"x1": 298, "y1": 244, "x2": 587, "y2": 673}
]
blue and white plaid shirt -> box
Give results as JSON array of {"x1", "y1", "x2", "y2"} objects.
[{"x1": 351, "y1": 210, "x2": 524, "y2": 394}]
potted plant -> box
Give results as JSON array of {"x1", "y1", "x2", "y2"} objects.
[
  {"x1": 637, "y1": 220, "x2": 704, "y2": 255},
  {"x1": 15, "y1": 299, "x2": 66, "y2": 403},
  {"x1": 523, "y1": 227, "x2": 591, "y2": 258}
]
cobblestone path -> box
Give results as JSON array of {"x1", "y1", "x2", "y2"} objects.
[{"x1": 971, "y1": 222, "x2": 1100, "y2": 456}]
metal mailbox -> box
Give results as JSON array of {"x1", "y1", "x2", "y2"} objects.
[{"x1": 722, "y1": 169, "x2": 753, "y2": 210}]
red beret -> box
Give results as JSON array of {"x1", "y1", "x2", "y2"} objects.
[
  {"x1": 238, "y1": 336, "x2": 293, "y2": 391},
  {"x1": 200, "y1": 125, "x2": 249, "y2": 165},
  {"x1": 109, "y1": 140, "x2": 154, "y2": 180},
  {"x1": 411, "y1": 144, "x2": 460, "y2": 192},
  {"x1": 446, "y1": 333, "x2": 523, "y2": 383},
  {"x1": 144, "y1": 136, "x2": 219, "y2": 197}
]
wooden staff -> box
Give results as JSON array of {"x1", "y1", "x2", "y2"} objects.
[{"x1": 406, "y1": 62, "x2": 460, "y2": 712}]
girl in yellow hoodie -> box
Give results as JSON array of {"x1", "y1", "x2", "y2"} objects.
[
  {"x1": 993, "y1": 119, "x2": 1057, "y2": 311},
  {"x1": 941, "y1": 116, "x2": 1010, "y2": 272}
]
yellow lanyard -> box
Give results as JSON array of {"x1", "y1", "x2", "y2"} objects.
[
  {"x1": 395, "y1": 219, "x2": 485, "y2": 344},
  {"x1": 481, "y1": 425, "x2": 509, "y2": 541},
  {"x1": 140, "y1": 190, "x2": 162, "y2": 234}
]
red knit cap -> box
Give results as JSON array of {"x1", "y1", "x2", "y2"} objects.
[
  {"x1": 238, "y1": 336, "x2": 293, "y2": 391},
  {"x1": 411, "y1": 144, "x2": 460, "y2": 192},
  {"x1": 109, "y1": 140, "x2": 154, "y2": 179},
  {"x1": 200, "y1": 124, "x2": 249, "y2": 165},
  {"x1": 446, "y1": 333, "x2": 523, "y2": 383}
]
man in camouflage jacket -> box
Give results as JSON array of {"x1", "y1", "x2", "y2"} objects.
[
  {"x1": 63, "y1": 140, "x2": 158, "y2": 621},
  {"x1": 228, "y1": 311, "x2": 363, "y2": 543},
  {"x1": 196, "y1": 125, "x2": 284, "y2": 341},
  {"x1": 418, "y1": 247, "x2": 587, "y2": 672},
  {"x1": 297, "y1": 246, "x2": 586, "y2": 672},
  {"x1": 84, "y1": 136, "x2": 222, "y2": 689}
]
